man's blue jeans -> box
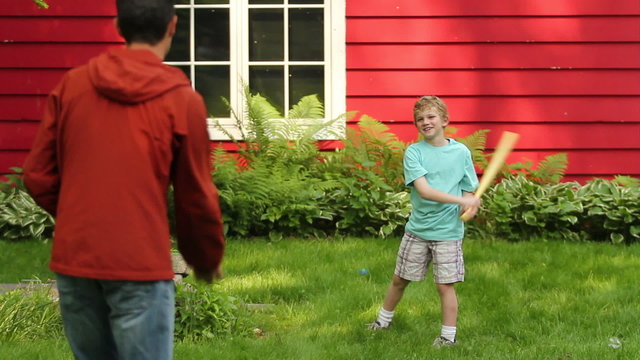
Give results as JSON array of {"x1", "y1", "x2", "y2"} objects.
[{"x1": 56, "y1": 273, "x2": 175, "y2": 360}]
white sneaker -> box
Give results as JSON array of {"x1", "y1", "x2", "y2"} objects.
[
  {"x1": 367, "y1": 320, "x2": 390, "y2": 330},
  {"x1": 432, "y1": 336, "x2": 457, "y2": 347}
]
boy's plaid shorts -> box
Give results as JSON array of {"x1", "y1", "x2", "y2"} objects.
[{"x1": 394, "y1": 232, "x2": 464, "y2": 284}]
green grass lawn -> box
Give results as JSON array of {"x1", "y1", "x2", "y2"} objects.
[
  {"x1": 0, "y1": 240, "x2": 54, "y2": 283},
  {"x1": 1, "y1": 237, "x2": 639, "y2": 359}
]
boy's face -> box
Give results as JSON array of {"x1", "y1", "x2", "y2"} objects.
[{"x1": 415, "y1": 108, "x2": 448, "y2": 142}]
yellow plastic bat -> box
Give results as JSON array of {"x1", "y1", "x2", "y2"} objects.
[{"x1": 461, "y1": 131, "x2": 520, "y2": 222}]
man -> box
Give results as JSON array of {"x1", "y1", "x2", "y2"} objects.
[{"x1": 23, "y1": 1, "x2": 225, "y2": 359}]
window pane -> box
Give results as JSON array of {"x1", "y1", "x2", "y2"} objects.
[
  {"x1": 289, "y1": 66, "x2": 323, "y2": 107},
  {"x1": 249, "y1": 9, "x2": 284, "y2": 61},
  {"x1": 289, "y1": 8, "x2": 323, "y2": 61},
  {"x1": 166, "y1": 9, "x2": 190, "y2": 62},
  {"x1": 195, "y1": 0, "x2": 228, "y2": 3},
  {"x1": 195, "y1": 8, "x2": 230, "y2": 61},
  {"x1": 195, "y1": 66, "x2": 230, "y2": 117},
  {"x1": 174, "y1": 65, "x2": 191, "y2": 82},
  {"x1": 249, "y1": 66, "x2": 284, "y2": 115},
  {"x1": 249, "y1": 0, "x2": 284, "y2": 4},
  {"x1": 175, "y1": 0, "x2": 190, "y2": 4},
  {"x1": 289, "y1": 0, "x2": 323, "y2": 3}
]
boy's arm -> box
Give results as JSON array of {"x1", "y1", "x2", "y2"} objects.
[{"x1": 413, "y1": 176, "x2": 481, "y2": 209}]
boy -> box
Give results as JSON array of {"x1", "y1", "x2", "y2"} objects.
[
  {"x1": 23, "y1": 1, "x2": 225, "y2": 359},
  {"x1": 368, "y1": 96, "x2": 480, "y2": 347}
]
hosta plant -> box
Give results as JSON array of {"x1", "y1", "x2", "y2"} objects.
[{"x1": 0, "y1": 173, "x2": 55, "y2": 242}]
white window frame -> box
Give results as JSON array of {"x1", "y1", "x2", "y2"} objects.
[{"x1": 166, "y1": 0, "x2": 346, "y2": 140}]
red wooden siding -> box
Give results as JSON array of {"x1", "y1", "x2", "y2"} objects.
[
  {"x1": 2, "y1": 0, "x2": 639, "y2": 185},
  {"x1": 346, "y1": 0, "x2": 640, "y2": 183},
  {"x1": 347, "y1": 18, "x2": 640, "y2": 43},
  {"x1": 0, "y1": 1, "x2": 117, "y2": 16},
  {"x1": 345, "y1": 0, "x2": 640, "y2": 16},
  {"x1": 0, "y1": 1, "x2": 122, "y2": 174}
]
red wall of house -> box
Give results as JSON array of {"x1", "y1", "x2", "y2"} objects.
[
  {"x1": 0, "y1": 1, "x2": 120, "y2": 175},
  {"x1": 1, "y1": 0, "x2": 639, "y2": 184},
  {"x1": 345, "y1": 0, "x2": 640, "y2": 183}
]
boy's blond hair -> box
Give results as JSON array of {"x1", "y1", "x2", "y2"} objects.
[{"x1": 413, "y1": 96, "x2": 449, "y2": 123}]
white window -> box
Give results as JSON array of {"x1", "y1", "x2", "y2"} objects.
[{"x1": 165, "y1": 0, "x2": 346, "y2": 140}]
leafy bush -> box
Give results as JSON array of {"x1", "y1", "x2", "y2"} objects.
[
  {"x1": 472, "y1": 177, "x2": 583, "y2": 241},
  {"x1": 174, "y1": 282, "x2": 240, "y2": 341},
  {"x1": 212, "y1": 154, "x2": 339, "y2": 238},
  {"x1": 613, "y1": 175, "x2": 640, "y2": 188},
  {"x1": 331, "y1": 115, "x2": 407, "y2": 192},
  {"x1": 321, "y1": 169, "x2": 410, "y2": 238},
  {"x1": 212, "y1": 90, "x2": 345, "y2": 238},
  {"x1": 471, "y1": 176, "x2": 640, "y2": 244},
  {"x1": 211, "y1": 89, "x2": 412, "y2": 239},
  {"x1": 207, "y1": 90, "x2": 581, "y2": 240},
  {"x1": 311, "y1": 116, "x2": 412, "y2": 237},
  {"x1": 576, "y1": 178, "x2": 640, "y2": 244},
  {"x1": 0, "y1": 168, "x2": 54, "y2": 242}
]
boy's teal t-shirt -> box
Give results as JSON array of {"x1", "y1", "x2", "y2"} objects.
[{"x1": 404, "y1": 139, "x2": 479, "y2": 241}]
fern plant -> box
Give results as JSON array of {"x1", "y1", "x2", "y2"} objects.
[
  {"x1": 448, "y1": 127, "x2": 569, "y2": 184},
  {"x1": 448, "y1": 127, "x2": 490, "y2": 171},
  {"x1": 217, "y1": 86, "x2": 342, "y2": 170},
  {"x1": 212, "y1": 89, "x2": 344, "y2": 238},
  {"x1": 317, "y1": 115, "x2": 407, "y2": 192},
  {"x1": 613, "y1": 175, "x2": 640, "y2": 188},
  {"x1": 506, "y1": 153, "x2": 568, "y2": 184}
]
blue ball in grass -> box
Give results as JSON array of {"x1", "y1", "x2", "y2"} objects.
[{"x1": 358, "y1": 268, "x2": 369, "y2": 276}]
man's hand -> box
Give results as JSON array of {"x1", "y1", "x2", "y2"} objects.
[{"x1": 194, "y1": 264, "x2": 223, "y2": 283}]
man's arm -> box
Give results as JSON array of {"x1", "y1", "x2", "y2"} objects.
[
  {"x1": 23, "y1": 91, "x2": 61, "y2": 216},
  {"x1": 172, "y1": 92, "x2": 225, "y2": 283}
]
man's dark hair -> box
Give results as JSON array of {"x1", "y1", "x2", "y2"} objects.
[{"x1": 116, "y1": 0, "x2": 176, "y2": 45}]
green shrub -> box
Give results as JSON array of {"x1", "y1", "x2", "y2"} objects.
[
  {"x1": 472, "y1": 177, "x2": 583, "y2": 241},
  {"x1": 211, "y1": 90, "x2": 343, "y2": 238},
  {"x1": 0, "y1": 168, "x2": 54, "y2": 242},
  {"x1": 174, "y1": 282, "x2": 240, "y2": 341},
  {"x1": 322, "y1": 169, "x2": 410, "y2": 238},
  {"x1": 309, "y1": 116, "x2": 411, "y2": 237},
  {"x1": 332, "y1": 115, "x2": 407, "y2": 192},
  {"x1": 213, "y1": 155, "x2": 339, "y2": 238},
  {"x1": 470, "y1": 176, "x2": 640, "y2": 244},
  {"x1": 211, "y1": 90, "x2": 412, "y2": 239},
  {"x1": 577, "y1": 178, "x2": 640, "y2": 244}
]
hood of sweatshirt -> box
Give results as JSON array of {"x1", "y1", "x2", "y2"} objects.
[{"x1": 88, "y1": 48, "x2": 190, "y2": 104}]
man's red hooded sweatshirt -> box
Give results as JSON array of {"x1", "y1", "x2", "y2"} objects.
[{"x1": 23, "y1": 48, "x2": 225, "y2": 280}]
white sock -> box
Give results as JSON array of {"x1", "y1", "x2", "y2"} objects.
[
  {"x1": 441, "y1": 325, "x2": 456, "y2": 342},
  {"x1": 376, "y1": 308, "x2": 394, "y2": 326}
]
